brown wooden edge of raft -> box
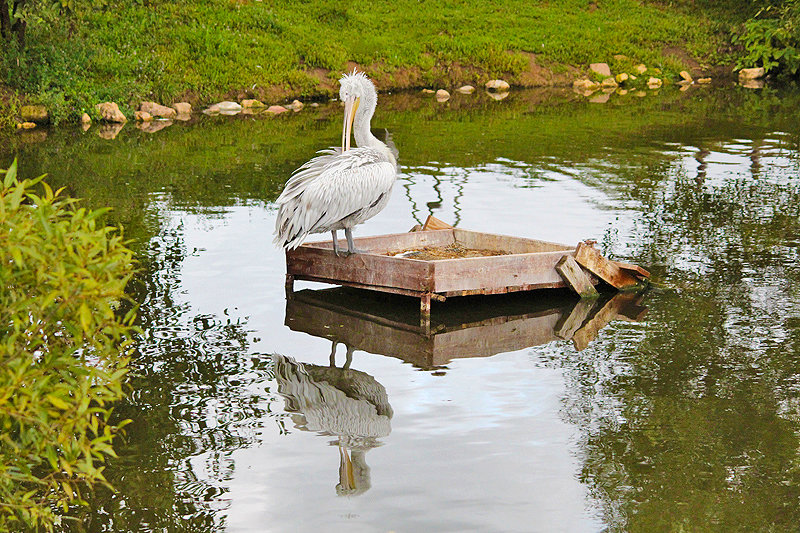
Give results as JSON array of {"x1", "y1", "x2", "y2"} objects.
[{"x1": 285, "y1": 215, "x2": 650, "y2": 328}]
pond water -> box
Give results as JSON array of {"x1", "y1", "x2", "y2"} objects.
[{"x1": 4, "y1": 85, "x2": 800, "y2": 532}]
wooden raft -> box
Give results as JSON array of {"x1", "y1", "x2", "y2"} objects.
[{"x1": 285, "y1": 216, "x2": 649, "y2": 324}]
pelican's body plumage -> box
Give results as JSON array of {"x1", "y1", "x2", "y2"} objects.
[{"x1": 274, "y1": 71, "x2": 397, "y2": 255}]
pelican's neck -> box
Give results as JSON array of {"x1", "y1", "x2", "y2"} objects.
[
  {"x1": 352, "y1": 103, "x2": 381, "y2": 150},
  {"x1": 352, "y1": 101, "x2": 396, "y2": 167}
]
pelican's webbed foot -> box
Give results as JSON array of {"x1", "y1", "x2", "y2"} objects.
[
  {"x1": 343, "y1": 228, "x2": 366, "y2": 256},
  {"x1": 332, "y1": 230, "x2": 342, "y2": 257}
]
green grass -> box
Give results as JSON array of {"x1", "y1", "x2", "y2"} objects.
[{"x1": 1, "y1": 0, "x2": 737, "y2": 124}]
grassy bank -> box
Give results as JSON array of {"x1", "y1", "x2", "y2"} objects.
[{"x1": 0, "y1": 0, "x2": 752, "y2": 124}]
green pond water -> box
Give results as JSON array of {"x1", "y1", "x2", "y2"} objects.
[{"x1": 3, "y1": 85, "x2": 800, "y2": 532}]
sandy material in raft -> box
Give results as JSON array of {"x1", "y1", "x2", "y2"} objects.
[{"x1": 388, "y1": 241, "x2": 510, "y2": 260}]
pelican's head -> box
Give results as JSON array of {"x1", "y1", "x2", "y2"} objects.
[{"x1": 339, "y1": 69, "x2": 377, "y2": 151}]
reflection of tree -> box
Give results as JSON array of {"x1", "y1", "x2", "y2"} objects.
[
  {"x1": 543, "y1": 141, "x2": 800, "y2": 531},
  {"x1": 273, "y1": 343, "x2": 393, "y2": 496},
  {"x1": 403, "y1": 166, "x2": 466, "y2": 226},
  {"x1": 67, "y1": 220, "x2": 287, "y2": 532},
  {"x1": 552, "y1": 293, "x2": 800, "y2": 531}
]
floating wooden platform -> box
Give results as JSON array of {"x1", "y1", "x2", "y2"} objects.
[
  {"x1": 285, "y1": 287, "x2": 648, "y2": 369},
  {"x1": 285, "y1": 216, "x2": 649, "y2": 324}
]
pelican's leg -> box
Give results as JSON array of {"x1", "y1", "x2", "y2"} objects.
[
  {"x1": 343, "y1": 344, "x2": 354, "y2": 369},
  {"x1": 331, "y1": 230, "x2": 341, "y2": 257},
  {"x1": 329, "y1": 340, "x2": 338, "y2": 367},
  {"x1": 344, "y1": 227, "x2": 364, "y2": 255}
]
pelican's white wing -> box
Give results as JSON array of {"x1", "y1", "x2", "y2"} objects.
[{"x1": 274, "y1": 147, "x2": 396, "y2": 249}]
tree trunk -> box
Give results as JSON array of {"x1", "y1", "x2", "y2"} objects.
[
  {"x1": 1, "y1": 2, "x2": 11, "y2": 42},
  {"x1": 6, "y1": 0, "x2": 26, "y2": 49},
  {"x1": 13, "y1": 16, "x2": 24, "y2": 48}
]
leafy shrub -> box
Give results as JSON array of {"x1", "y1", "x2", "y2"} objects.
[
  {"x1": 734, "y1": 1, "x2": 800, "y2": 76},
  {"x1": 0, "y1": 160, "x2": 137, "y2": 532}
]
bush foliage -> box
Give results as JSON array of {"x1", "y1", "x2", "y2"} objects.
[
  {"x1": 0, "y1": 160, "x2": 137, "y2": 531},
  {"x1": 734, "y1": 0, "x2": 800, "y2": 76}
]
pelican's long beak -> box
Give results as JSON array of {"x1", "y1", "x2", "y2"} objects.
[{"x1": 341, "y1": 96, "x2": 360, "y2": 152}]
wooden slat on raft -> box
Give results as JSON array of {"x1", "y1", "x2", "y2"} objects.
[
  {"x1": 454, "y1": 228, "x2": 571, "y2": 254},
  {"x1": 431, "y1": 250, "x2": 572, "y2": 293},
  {"x1": 574, "y1": 242, "x2": 640, "y2": 289},
  {"x1": 422, "y1": 215, "x2": 454, "y2": 231},
  {"x1": 612, "y1": 261, "x2": 652, "y2": 279},
  {"x1": 555, "y1": 255, "x2": 599, "y2": 298},
  {"x1": 286, "y1": 222, "x2": 648, "y2": 313}
]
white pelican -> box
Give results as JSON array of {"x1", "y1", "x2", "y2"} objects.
[{"x1": 273, "y1": 70, "x2": 398, "y2": 256}]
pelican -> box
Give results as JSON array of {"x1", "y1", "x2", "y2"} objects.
[{"x1": 273, "y1": 70, "x2": 397, "y2": 256}]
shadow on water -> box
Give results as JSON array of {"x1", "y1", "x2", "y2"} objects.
[
  {"x1": 285, "y1": 287, "x2": 648, "y2": 370},
  {"x1": 2, "y1": 85, "x2": 800, "y2": 531}
]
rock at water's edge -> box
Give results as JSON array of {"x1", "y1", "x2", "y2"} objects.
[
  {"x1": 95, "y1": 102, "x2": 127, "y2": 123},
  {"x1": 173, "y1": 102, "x2": 192, "y2": 114},
  {"x1": 590, "y1": 63, "x2": 612, "y2": 78},
  {"x1": 485, "y1": 79, "x2": 510, "y2": 91},
  {"x1": 140, "y1": 101, "x2": 177, "y2": 119},
  {"x1": 241, "y1": 99, "x2": 265, "y2": 108},
  {"x1": 738, "y1": 67, "x2": 765, "y2": 80},
  {"x1": 21, "y1": 105, "x2": 49, "y2": 124}
]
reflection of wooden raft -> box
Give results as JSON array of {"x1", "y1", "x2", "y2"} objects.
[
  {"x1": 285, "y1": 215, "x2": 650, "y2": 324},
  {"x1": 286, "y1": 287, "x2": 648, "y2": 368}
]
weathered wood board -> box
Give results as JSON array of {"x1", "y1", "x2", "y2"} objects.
[
  {"x1": 285, "y1": 218, "x2": 648, "y2": 317},
  {"x1": 574, "y1": 242, "x2": 640, "y2": 289},
  {"x1": 555, "y1": 255, "x2": 599, "y2": 298},
  {"x1": 287, "y1": 228, "x2": 580, "y2": 298}
]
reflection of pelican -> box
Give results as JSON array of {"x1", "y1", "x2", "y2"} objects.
[
  {"x1": 274, "y1": 71, "x2": 397, "y2": 256},
  {"x1": 272, "y1": 343, "x2": 393, "y2": 495}
]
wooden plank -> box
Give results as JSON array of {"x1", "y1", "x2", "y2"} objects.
[
  {"x1": 287, "y1": 247, "x2": 434, "y2": 292},
  {"x1": 612, "y1": 261, "x2": 651, "y2": 279},
  {"x1": 432, "y1": 250, "x2": 571, "y2": 293},
  {"x1": 454, "y1": 228, "x2": 572, "y2": 254},
  {"x1": 442, "y1": 281, "x2": 566, "y2": 297},
  {"x1": 422, "y1": 215, "x2": 454, "y2": 231},
  {"x1": 555, "y1": 255, "x2": 599, "y2": 298},
  {"x1": 289, "y1": 274, "x2": 448, "y2": 301},
  {"x1": 574, "y1": 242, "x2": 640, "y2": 289},
  {"x1": 300, "y1": 229, "x2": 455, "y2": 254}
]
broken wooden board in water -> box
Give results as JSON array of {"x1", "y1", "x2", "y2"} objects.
[
  {"x1": 285, "y1": 287, "x2": 648, "y2": 369},
  {"x1": 284, "y1": 215, "x2": 650, "y2": 321}
]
